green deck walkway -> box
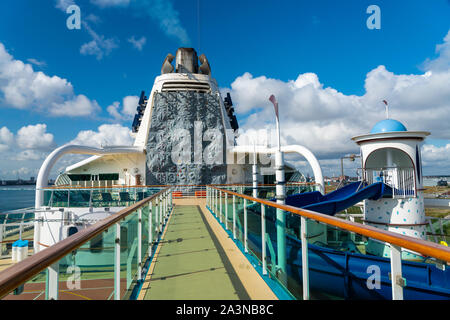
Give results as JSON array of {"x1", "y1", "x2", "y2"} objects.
[{"x1": 141, "y1": 205, "x2": 250, "y2": 300}]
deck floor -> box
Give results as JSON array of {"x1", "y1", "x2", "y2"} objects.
[{"x1": 139, "y1": 199, "x2": 277, "y2": 300}]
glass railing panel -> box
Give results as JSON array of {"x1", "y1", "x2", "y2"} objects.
[
  {"x1": 225, "y1": 194, "x2": 233, "y2": 230},
  {"x1": 69, "y1": 189, "x2": 91, "y2": 207},
  {"x1": 1, "y1": 271, "x2": 47, "y2": 300},
  {"x1": 141, "y1": 205, "x2": 149, "y2": 260},
  {"x1": 235, "y1": 196, "x2": 245, "y2": 244},
  {"x1": 244, "y1": 199, "x2": 264, "y2": 267},
  {"x1": 120, "y1": 210, "x2": 139, "y2": 300},
  {"x1": 53, "y1": 225, "x2": 115, "y2": 300}
]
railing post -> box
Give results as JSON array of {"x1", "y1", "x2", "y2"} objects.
[
  {"x1": 261, "y1": 203, "x2": 267, "y2": 275},
  {"x1": 159, "y1": 195, "x2": 163, "y2": 227},
  {"x1": 301, "y1": 216, "x2": 310, "y2": 300},
  {"x1": 148, "y1": 203, "x2": 153, "y2": 257},
  {"x1": 244, "y1": 198, "x2": 248, "y2": 253},
  {"x1": 390, "y1": 244, "x2": 404, "y2": 300},
  {"x1": 46, "y1": 262, "x2": 59, "y2": 300},
  {"x1": 163, "y1": 193, "x2": 167, "y2": 219},
  {"x1": 138, "y1": 208, "x2": 142, "y2": 281},
  {"x1": 155, "y1": 197, "x2": 160, "y2": 233},
  {"x1": 233, "y1": 195, "x2": 236, "y2": 239},
  {"x1": 225, "y1": 193, "x2": 228, "y2": 230},
  {"x1": 214, "y1": 189, "x2": 217, "y2": 216},
  {"x1": 114, "y1": 222, "x2": 121, "y2": 300},
  {"x1": 219, "y1": 191, "x2": 223, "y2": 223},
  {"x1": 161, "y1": 193, "x2": 164, "y2": 219}
]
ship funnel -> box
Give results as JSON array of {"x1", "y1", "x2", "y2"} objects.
[{"x1": 176, "y1": 48, "x2": 198, "y2": 73}]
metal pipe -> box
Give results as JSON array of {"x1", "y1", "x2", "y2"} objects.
[{"x1": 231, "y1": 145, "x2": 325, "y2": 194}]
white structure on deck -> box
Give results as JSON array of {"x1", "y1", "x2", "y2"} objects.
[{"x1": 352, "y1": 119, "x2": 430, "y2": 260}]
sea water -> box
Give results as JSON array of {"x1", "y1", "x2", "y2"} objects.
[{"x1": 0, "y1": 185, "x2": 35, "y2": 212}]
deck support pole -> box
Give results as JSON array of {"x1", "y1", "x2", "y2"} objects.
[
  {"x1": 301, "y1": 216, "x2": 310, "y2": 300},
  {"x1": 390, "y1": 244, "x2": 404, "y2": 300},
  {"x1": 275, "y1": 150, "x2": 287, "y2": 284}
]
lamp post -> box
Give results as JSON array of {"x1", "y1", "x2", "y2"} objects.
[
  {"x1": 269, "y1": 95, "x2": 287, "y2": 284},
  {"x1": 340, "y1": 154, "x2": 361, "y2": 182}
]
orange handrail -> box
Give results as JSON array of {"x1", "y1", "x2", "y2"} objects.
[
  {"x1": 210, "y1": 186, "x2": 450, "y2": 263},
  {"x1": 0, "y1": 188, "x2": 169, "y2": 300}
]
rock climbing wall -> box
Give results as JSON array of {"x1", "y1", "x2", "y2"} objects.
[{"x1": 145, "y1": 91, "x2": 228, "y2": 185}]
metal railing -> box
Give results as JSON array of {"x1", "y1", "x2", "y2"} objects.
[
  {"x1": 207, "y1": 186, "x2": 450, "y2": 300},
  {"x1": 364, "y1": 167, "x2": 416, "y2": 198},
  {"x1": 0, "y1": 188, "x2": 172, "y2": 300},
  {"x1": 42, "y1": 186, "x2": 164, "y2": 208}
]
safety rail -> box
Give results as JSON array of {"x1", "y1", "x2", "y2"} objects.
[
  {"x1": 364, "y1": 167, "x2": 416, "y2": 198},
  {"x1": 207, "y1": 186, "x2": 450, "y2": 300},
  {"x1": 41, "y1": 186, "x2": 164, "y2": 208},
  {"x1": 0, "y1": 187, "x2": 172, "y2": 300}
]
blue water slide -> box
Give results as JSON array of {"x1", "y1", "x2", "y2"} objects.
[
  {"x1": 240, "y1": 182, "x2": 450, "y2": 299},
  {"x1": 245, "y1": 230, "x2": 450, "y2": 300},
  {"x1": 285, "y1": 181, "x2": 392, "y2": 215}
]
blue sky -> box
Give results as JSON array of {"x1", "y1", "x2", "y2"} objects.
[{"x1": 0, "y1": 0, "x2": 449, "y2": 179}]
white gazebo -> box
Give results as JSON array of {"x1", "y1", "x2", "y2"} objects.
[{"x1": 352, "y1": 119, "x2": 430, "y2": 260}]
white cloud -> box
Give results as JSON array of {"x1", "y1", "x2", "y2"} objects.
[
  {"x1": 142, "y1": 0, "x2": 190, "y2": 45},
  {"x1": 422, "y1": 30, "x2": 450, "y2": 72},
  {"x1": 227, "y1": 30, "x2": 450, "y2": 175},
  {"x1": 0, "y1": 43, "x2": 100, "y2": 117},
  {"x1": 422, "y1": 144, "x2": 450, "y2": 164},
  {"x1": 26, "y1": 58, "x2": 46, "y2": 67},
  {"x1": 128, "y1": 36, "x2": 147, "y2": 51},
  {"x1": 0, "y1": 123, "x2": 134, "y2": 179},
  {"x1": 0, "y1": 127, "x2": 14, "y2": 151},
  {"x1": 0, "y1": 124, "x2": 56, "y2": 178},
  {"x1": 54, "y1": 1, "x2": 119, "y2": 60},
  {"x1": 52, "y1": 94, "x2": 101, "y2": 117},
  {"x1": 55, "y1": 0, "x2": 75, "y2": 11},
  {"x1": 70, "y1": 123, "x2": 134, "y2": 147},
  {"x1": 80, "y1": 22, "x2": 119, "y2": 60},
  {"x1": 107, "y1": 95, "x2": 139, "y2": 121},
  {"x1": 90, "y1": 0, "x2": 190, "y2": 45},
  {"x1": 16, "y1": 124, "x2": 55, "y2": 151}
]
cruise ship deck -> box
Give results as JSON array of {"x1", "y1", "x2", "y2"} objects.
[
  {"x1": 139, "y1": 199, "x2": 276, "y2": 300},
  {"x1": 0, "y1": 186, "x2": 449, "y2": 300}
]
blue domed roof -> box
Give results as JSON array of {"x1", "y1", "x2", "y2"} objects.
[{"x1": 370, "y1": 119, "x2": 407, "y2": 134}]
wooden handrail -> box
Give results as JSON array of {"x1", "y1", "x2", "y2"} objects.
[
  {"x1": 210, "y1": 186, "x2": 450, "y2": 263},
  {"x1": 0, "y1": 188, "x2": 169, "y2": 300}
]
